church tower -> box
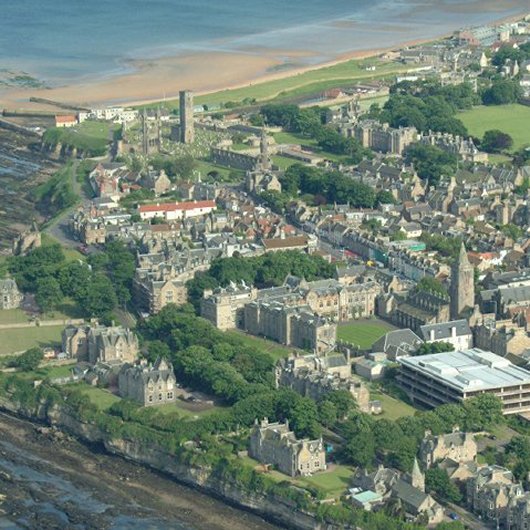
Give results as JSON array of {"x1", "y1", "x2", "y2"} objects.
[
  {"x1": 406, "y1": 458, "x2": 425, "y2": 492},
  {"x1": 450, "y1": 242, "x2": 475, "y2": 320},
  {"x1": 259, "y1": 128, "x2": 271, "y2": 171}
]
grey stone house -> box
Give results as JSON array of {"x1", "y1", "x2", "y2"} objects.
[
  {"x1": 249, "y1": 418, "x2": 325, "y2": 477},
  {"x1": 118, "y1": 357, "x2": 177, "y2": 406}
]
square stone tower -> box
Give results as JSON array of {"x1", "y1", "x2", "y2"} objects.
[{"x1": 179, "y1": 90, "x2": 194, "y2": 144}]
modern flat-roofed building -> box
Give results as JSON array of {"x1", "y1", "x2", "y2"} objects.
[{"x1": 398, "y1": 348, "x2": 530, "y2": 415}]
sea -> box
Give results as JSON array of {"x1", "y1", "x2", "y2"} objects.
[{"x1": 0, "y1": 0, "x2": 528, "y2": 85}]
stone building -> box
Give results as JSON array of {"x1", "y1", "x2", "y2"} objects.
[
  {"x1": 450, "y1": 243, "x2": 475, "y2": 320},
  {"x1": 179, "y1": 90, "x2": 194, "y2": 144},
  {"x1": 276, "y1": 352, "x2": 370, "y2": 411},
  {"x1": 201, "y1": 276, "x2": 382, "y2": 337},
  {"x1": 12, "y1": 220, "x2": 41, "y2": 256},
  {"x1": 350, "y1": 120, "x2": 417, "y2": 155},
  {"x1": 118, "y1": 357, "x2": 177, "y2": 407},
  {"x1": 381, "y1": 289, "x2": 450, "y2": 333},
  {"x1": 249, "y1": 418, "x2": 326, "y2": 477},
  {"x1": 474, "y1": 317, "x2": 530, "y2": 359},
  {"x1": 141, "y1": 169, "x2": 172, "y2": 196},
  {"x1": 201, "y1": 282, "x2": 258, "y2": 331},
  {"x1": 0, "y1": 279, "x2": 23, "y2": 310},
  {"x1": 244, "y1": 301, "x2": 337, "y2": 353},
  {"x1": 0, "y1": 278, "x2": 23, "y2": 309},
  {"x1": 419, "y1": 428, "x2": 477, "y2": 469},
  {"x1": 62, "y1": 322, "x2": 139, "y2": 364},
  {"x1": 467, "y1": 466, "x2": 523, "y2": 523}
]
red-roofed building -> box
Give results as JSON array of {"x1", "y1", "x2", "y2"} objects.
[
  {"x1": 55, "y1": 115, "x2": 78, "y2": 128},
  {"x1": 138, "y1": 200, "x2": 216, "y2": 221}
]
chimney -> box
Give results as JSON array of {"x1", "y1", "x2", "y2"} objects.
[
  {"x1": 451, "y1": 326, "x2": 457, "y2": 338},
  {"x1": 430, "y1": 329, "x2": 435, "y2": 341}
]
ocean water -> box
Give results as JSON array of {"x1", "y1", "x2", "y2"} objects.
[{"x1": 0, "y1": 0, "x2": 528, "y2": 84}]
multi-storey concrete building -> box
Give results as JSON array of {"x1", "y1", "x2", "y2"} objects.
[
  {"x1": 249, "y1": 419, "x2": 326, "y2": 477},
  {"x1": 118, "y1": 357, "x2": 177, "y2": 407},
  {"x1": 398, "y1": 348, "x2": 530, "y2": 415}
]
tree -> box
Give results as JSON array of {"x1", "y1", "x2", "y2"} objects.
[
  {"x1": 482, "y1": 130, "x2": 513, "y2": 153},
  {"x1": 416, "y1": 276, "x2": 448, "y2": 297},
  {"x1": 78, "y1": 273, "x2": 118, "y2": 318},
  {"x1": 414, "y1": 342, "x2": 454, "y2": 356},
  {"x1": 404, "y1": 144, "x2": 458, "y2": 188},
  {"x1": 318, "y1": 400, "x2": 338, "y2": 428},
  {"x1": 13, "y1": 347, "x2": 43, "y2": 371},
  {"x1": 463, "y1": 394, "x2": 504, "y2": 431},
  {"x1": 344, "y1": 429, "x2": 376, "y2": 468},
  {"x1": 482, "y1": 80, "x2": 521, "y2": 105},
  {"x1": 425, "y1": 468, "x2": 462, "y2": 503},
  {"x1": 34, "y1": 276, "x2": 63, "y2": 312}
]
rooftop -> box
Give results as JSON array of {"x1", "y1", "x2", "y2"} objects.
[{"x1": 399, "y1": 348, "x2": 530, "y2": 392}]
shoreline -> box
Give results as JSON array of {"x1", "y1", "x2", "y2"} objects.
[{"x1": 0, "y1": 10, "x2": 528, "y2": 111}]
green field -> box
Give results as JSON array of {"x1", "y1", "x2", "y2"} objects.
[
  {"x1": 370, "y1": 391, "x2": 417, "y2": 421},
  {"x1": 0, "y1": 325, "x2": 63, "y2": 355},
  {"x1": 459, "y1": 104, "x2": 530, "y2": 152},
  {"x1": 140, "y1": 56, "x2": 410, "y2": 112},
  {"x1": 0, "y1": 309, "x2": 30, "y2": 325},
  {"x1": 43, "y1": 120, "x2": 112, "y2": 156},
  {"x1": 337, "y1": 319, "x2": 395, "y2": 350},
  {"x1": 156, "y1": 401, "x2": 226, "y2": 419},
  {"x1": 194, "y1": 160, "x2": 244, "y2": 182},
  {"x1": 226, "y1": 331, "x2": 294, "y2": 361}
]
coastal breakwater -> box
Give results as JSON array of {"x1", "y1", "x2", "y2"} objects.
[{"x1": 0, "y1": 396, "x2": 338, "y2": 530}]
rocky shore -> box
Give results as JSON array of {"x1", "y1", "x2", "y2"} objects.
[{"x1": 0, "y1": 412, "x2": 280, "y2": 530}]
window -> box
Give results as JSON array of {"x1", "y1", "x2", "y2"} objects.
[
  {"x1": 167, "y1": 392, "x2": 173, "y2": 400},
  {"x1": 148, "y1": 395, "x2": 153, "y2": 402},
  {"x1": 159, "y1": 393, "x2": 163, "y2": 401}
]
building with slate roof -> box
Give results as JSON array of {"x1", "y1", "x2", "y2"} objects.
[
  {"x1": 62, "y1": 322, "x2": 139, "y2": 364},
  {"x1": 419, "y1": 427, "x2": 477, "y2": 469},
  {"x1": 249, "y1": 418, "x2": 326, "y2": 477},
  {"x1": 118, "y1": 357, "x2": 177, "y2": 406},
  {"x1": 419, "y1": 319, "x2": 473, "y2": 350}
]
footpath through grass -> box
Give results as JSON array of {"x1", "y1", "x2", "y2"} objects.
[{"x1": 459, "y1": 104, "x2": 530, "y2": 152}]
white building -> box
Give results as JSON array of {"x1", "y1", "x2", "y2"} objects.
[
  {"x1": 138, "y1": 200, "x2": 216, "y2": 221},
  {"x1": 419, "y1": 320, "x2": 473, "y2": 350}
]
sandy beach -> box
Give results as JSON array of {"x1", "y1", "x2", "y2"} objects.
[{"x1": 0, "y1": 6, "x2": 528, "y2": 111}]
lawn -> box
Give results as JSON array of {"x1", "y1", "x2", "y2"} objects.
[
  {"x1": 0, "y1": 325, "x2": 63, "y2": 355},
  {"x1": 42, "y1": 120, "x2": 112, "y2": 156},
  {"x1": 240, "y1": 455, "x2": 353, "y2": 498},
  {"x1": 370, "y1": 390, "x2": 417, "y2": 421},
  {"x1": 459, "y1": 104, "x2": 530, "y2": 152},
  {"x1": 77, "y1": 385, "x2": 121, "y2": 410},
  {"x1": 272, "y1": 155, "x2": 297, "y2": 170},
  {"x1": 227, "y1": 330, "x2": 293, "y2": 361},
  {"x1": 0, "y1": 309, "x2": 31, "y2": 325},
  {"x1": 19, "y1": 362, "x2": 76, "y2": 381},
  {"x1": 156, "y1": 401, "x2": 226, "y2": 419},
  {"x1": 337, "y1": 319, "x2": 395, "y2": 350},
  {"x1": 194, "y1": 160, "x2": 244, "y2": 182}
]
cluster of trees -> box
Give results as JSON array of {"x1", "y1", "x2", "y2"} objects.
[
  {"x1": 339, "y1": 393, "x2": 504, "y2": 471},
  {"x1": 481, "y1": 79, "x2": 522, "y2": 106},
  {"x1": 481, "y1": 129, "x2": 514, "y2": 153},
  {"x1": 186, "y1": 250, "x2": 335, "y2": 309},
  {"x1": 420, "y1": 233, "x2": 462, "y2": 260},
  {"x1": 10, "y1": 347, "x2": 43, "y2": 372},
  {"x1": 403, "y1": 144, "x2": 458, "y2": 187},
  {"x1": 31, "y1": 163, "x2": 78, "y2": 216},
  {"x1": 273, "y1": 163, "x2": 392, "y2": 209},
  {"x1": 491, "y1": 43, "x2": 530, "y2": 69},
  {"x1": 260, "y1": 104, "x2": 371, "y2": 162},
  {"x1": 8, "y1": 241, "x2": 135, "y2": 318},
  {"x1": 372, "y1": 81, "x2": 478, "y2": 137},
  {"x1": 138, "y1": 305, "x2": 357, "y2": 439},
  {"x1": 149, "y1": 154, "x2": 198, "y2": 180},
  {"x1": 415, "y1": 277, "x2": 448, "y2": 298}
]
